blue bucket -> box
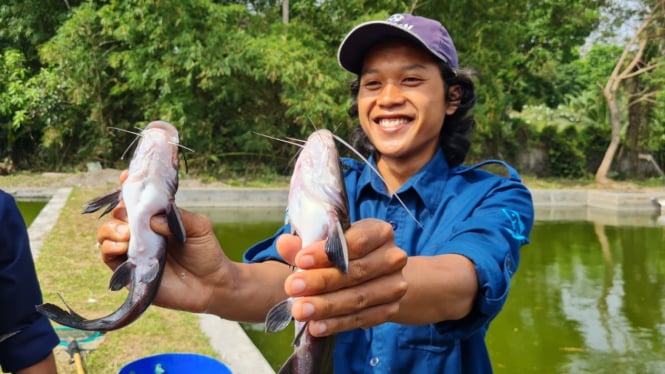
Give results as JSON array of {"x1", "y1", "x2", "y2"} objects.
[{"x1": 118, "y1": 353, "x2": 232, "y2": 374}]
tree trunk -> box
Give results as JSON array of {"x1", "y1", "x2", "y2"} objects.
[
  {"x1": 596, "y1": 86, "x2": 621, "y2": 184},
  {"x1": 282, "y1": 0, "x2": 289, "y2": 24},
  {"x1": 621, "y1": 76, "x2": 643, "y2": 177},
  {"x1": 594, "y1": 2, "x2": 663, "y2": 184}
]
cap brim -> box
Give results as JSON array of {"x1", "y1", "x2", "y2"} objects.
[{"x1": 337, "y1": 21, "x2": 441, "y2": 75}]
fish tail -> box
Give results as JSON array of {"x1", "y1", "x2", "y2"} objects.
[
  {"x1": 265, "y1": 298, "x2": 293, "y2": 333},
  {"x1": 35, "y1": 293, "x2": 94, "y2": 330}
]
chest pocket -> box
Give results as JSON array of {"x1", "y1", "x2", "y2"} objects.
[{"x1": 397, "y1": 324, "x2": 456, "y2": 354}]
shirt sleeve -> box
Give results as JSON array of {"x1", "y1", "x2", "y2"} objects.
[
  {"x1": 432, "y1": 178, "x2": 534, "y2": 339},
  {"x1": 243, "y1": 224, "x2": 291, "y2": 264},
  {"x1": 0, "y1": 192, "x2": 59, "y2": 372}
]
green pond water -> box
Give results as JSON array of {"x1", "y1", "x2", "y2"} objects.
[
  {"x1": 16, "y1": 200, "x2": 46, "y2": 227},
  {"x1": 195, "y1": 207, "x2": 665, "y2": 373}
]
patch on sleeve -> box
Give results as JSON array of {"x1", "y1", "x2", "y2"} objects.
[{"x1": 502, "y1": 208, "x2": 527, "y2": 242}]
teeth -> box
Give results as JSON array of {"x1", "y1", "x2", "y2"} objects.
[{"x1": 378, "y1": 118, "x2": 409, "y2": 128}]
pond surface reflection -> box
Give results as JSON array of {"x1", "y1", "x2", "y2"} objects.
[
  {"x1": 195, "y1": 207, "x2": 665, "y2": 373},
  {"x1": 488, "y1": 215, "x2": 665, "y2": 373}
]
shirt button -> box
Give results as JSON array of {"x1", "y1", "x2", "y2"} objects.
[
  {"x1": 389, "y1": 221, "x2": 398, "y2": 230},
  {"x1": 369, "y1": 356, "x2": 380, "y2": 367}
]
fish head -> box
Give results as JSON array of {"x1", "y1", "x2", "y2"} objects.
[
  {"x1": 126, "y1": 120, "x2": 181, "y2": 193},
  {"x1": 287, "y1": 129, "x2": 349, "y2": 242},
  {"x1": 290, "y1": 130, "x2": 339, "y2": 198},
  {"x1": 291, "y1": 129, "x2": 339, "y2": 193},
  {"x1": 143, "y1": 120, "x2": 181, "y2": 167}
]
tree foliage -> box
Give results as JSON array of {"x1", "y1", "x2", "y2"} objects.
[{"x1": 1, "y1": 0, "x2": 662, "y2": 182}]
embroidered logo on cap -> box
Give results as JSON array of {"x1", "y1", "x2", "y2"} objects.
[{"x1": 386, "y1": 14, "x2": 414, "y2": 31}]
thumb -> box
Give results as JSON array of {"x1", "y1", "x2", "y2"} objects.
[{"x1": 276, "y1": 234, "x2": 302, "y2": 266}]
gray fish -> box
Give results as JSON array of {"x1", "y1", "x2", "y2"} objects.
[
  {"x1": 265, "y1": 129, "x2": 350, "y2": 374},
  {"x1": 36, "y1": 120, "x2": 186, "y2": 331}
]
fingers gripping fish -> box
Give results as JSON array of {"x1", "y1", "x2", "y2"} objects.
[{"x1": 36, "y1": 120, "x2": 186, "y2": 332}]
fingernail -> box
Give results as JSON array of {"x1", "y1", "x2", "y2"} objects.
[
  {"x1": 301, "y1": 303, "x2": 314, "y2": 318},
  {"x1": 312, "y1": 321, "x2": 327, "y2": 335},
  {"x1": 290, "y1": 279, "x2": 305, "y2": 294},
  {"x1": 150, "y1": 215, "x2": 167, "y2": 227},
  {"x1": 116, "y1": 224, "x2": 128, "y2": 235},
  {"x1": 298, "y1": 255, "x2": 314, "y2": 268}
]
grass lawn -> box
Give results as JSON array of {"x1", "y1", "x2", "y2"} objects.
[{"x1": 34, "y1": 187, "x2": 219, "y2": 373}]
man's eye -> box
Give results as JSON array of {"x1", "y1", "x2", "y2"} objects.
[
  {"x1": 403, "y1": 77, "x2": 422, "y2": 84},
  {"x1": 363, "y1": 81, "x2": 381, "y2": 89}
]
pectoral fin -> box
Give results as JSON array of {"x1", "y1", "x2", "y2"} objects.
[
  {"x1": 324, "y1": 216, "x2": 349, "y2": 274},
  {"x1": 109, "y1": 261, "x2": 135, "y2": 291},
  {"x1": 82, "y1": 189, "x2": 122, "y2": 217},
  {"x1": 166, "y1": 202, "x2": 186, "y2": 244},
  {"x1": 265, "y1": 298, "x2": 293, "y2": 333}
]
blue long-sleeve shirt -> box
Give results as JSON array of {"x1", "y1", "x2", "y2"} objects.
[
  {"x1": 0, "y1": 191, "x2": 59, "y2": 372},
  {"x1": 245, "y1": 149, "x2": 534, "y2": 373}
]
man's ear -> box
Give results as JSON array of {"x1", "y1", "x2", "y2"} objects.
[{"x1": 446, "y1": 85, "x2": 462, "y2": 115}]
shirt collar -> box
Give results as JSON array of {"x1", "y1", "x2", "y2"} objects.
[{"x1": 357, "y1": 148, "x2": 450, "y2": 212}]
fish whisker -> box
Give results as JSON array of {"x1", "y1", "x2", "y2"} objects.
[
  {"x1": 284, "y1": 137, "x2": 307, "y2": 144},
  {"x1": 109, "y1": 127, "x2": 144, "y2": 160},
  {"x1": 330, "y1": 133, "x2": 423, "y2": 228},
  {"x1": 171, "y1": 142, "x2": 195, "y2": 153},
  {"x1": 253, "y1": 132, "x2": 305, "y2": 149},
  {"x1": 109, "y1": 126, "x2": 144, "y2": 137},
  {"x1": 120, "y1": 136, "x2": 141, "y2": 161}
]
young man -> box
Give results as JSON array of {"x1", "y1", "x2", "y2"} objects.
[
  {"x1": 0, "y1": 190, "x2": 59, "y2": 374},
  {"x1": 98, "y1": 14, "x2": 533, "y2": 373}
]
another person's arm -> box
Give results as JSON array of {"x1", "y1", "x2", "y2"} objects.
[
  {"x1": 0, "y1": 191, "x2": 58, "y2": 374},
  {"x1": 16, "y1": 353, "x2": 57, "y2": 374}
]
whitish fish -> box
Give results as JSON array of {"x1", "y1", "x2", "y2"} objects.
[
  {"x1": 36, "y1": 120, "x2": 186, "y2": 331},
  {"x1": 265, "y1": 129, "x2": 350, "y2": 374}
]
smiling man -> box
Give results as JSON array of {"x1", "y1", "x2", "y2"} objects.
[{"x1": 96, "y1": 13, "x2": 534, "y2": 374}]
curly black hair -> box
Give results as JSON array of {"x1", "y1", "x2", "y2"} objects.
[{"x1": 347, "y1": 61, "x2": 477, "y2": 167}]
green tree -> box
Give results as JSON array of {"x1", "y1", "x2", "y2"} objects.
[
  {"x1": 414, "y1": 0, "x2": 605, "y2": 162},
  {"x1": 595, "y1": 0, "x2": 665, "y2": 183},
  {"x1": 0, "y1": 0, "x2": 618, "y2": 177}
]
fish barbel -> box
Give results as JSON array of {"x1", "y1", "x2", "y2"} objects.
[
  {"x1": 36, "y1": 120, "x2": 186, "y2": 331},
  {"x1": 265, "y1": 129, "x2": 350, "y2": 374}
]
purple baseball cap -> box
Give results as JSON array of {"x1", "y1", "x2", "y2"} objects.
[{"x1": 337, "y1": 13, "x2": 459, "y2": 74}]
